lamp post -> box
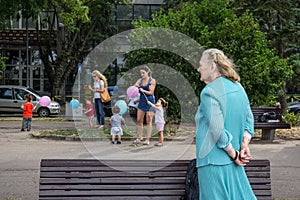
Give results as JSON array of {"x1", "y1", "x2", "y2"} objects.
[
  {"x1": 78, "y1": 63, "x2": 82, "y2": 101},
  {"x1": 26, "y1": 17, "x2": 29, "y2": 87}
]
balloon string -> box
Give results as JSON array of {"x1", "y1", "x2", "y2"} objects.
[{"x1": 142, "y1": 92, "x2": 148, "y2": 100}]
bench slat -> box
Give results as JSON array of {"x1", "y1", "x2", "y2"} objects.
[
  {"x1": 40, "y1": 196, "x2": 182, "y2": 200},
  {"x1": 246, "y1": 171, "x2": 270, "y2": 178},
  {"x1": 40, "y1": 178, "x2": 186, "y2": 184},
  {"x1": 248, "y1": 177, "x2": 271, "y2": 184},
  {"x1": 40, "y1": 170, "x2": 270, "y2": 180},
  {"x1": 40, "y1": 172, "x2": 187, "y2": 178},
  {"x1": 40, "y1": 166, "x2": 189, "y2": 172},
  {"x1": 254, "y1": 123, "x2": 290, "y2": 129},
  {"x1": 40, "y1": 190, "x2": 186, "y2": 197},
  {"x1": 253, "y1": 190, "x2": 272, "y2": 196},
  {"x1": 39, "y1": 183, "x2": 186, "y2": 190},
  {"x1": 41, "y1": 160, "x2": 190, "y2": 167},
  {"x1": 40, "y1": 183, "x2": 270, "y2": 192}
]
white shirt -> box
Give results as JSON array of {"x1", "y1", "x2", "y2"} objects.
[
  {"x1": 155, "y1": 106, "x2": 165, "y2": 124},
  {"x1": 93, "y1": 80, "x2": 104, "y2": 99}
]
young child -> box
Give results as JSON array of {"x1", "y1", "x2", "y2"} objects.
[
  {"x1": 147, "y1": 98, "x2": 168, "y2": 147},
  {"x1": 110, "y1": 106, "x2": 125, "y2": 144},
  {"x1": 21, "y1": 94, "x2": 37, "y2": 131},
  {"x1": 84, "y1": 97, "x2": 94, "y2": 128},
  {"x1": 126, "y1": 93, "x2": 140, "y2": 121}
]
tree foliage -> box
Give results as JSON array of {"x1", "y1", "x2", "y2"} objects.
[
  {"x1": 164, "y1": 0, "x2": 300, "y2": 97},
  {"x1": 37, "y1": 0, "x2": 117, "y2": 97},
  {"x1": 0, "y1": 0, "x2": 118, "y2": 97},
  {"x1": 232, "y1": 0, "x2": 300, "y2": 107},
  {"x1": 0, "y1": 0, "x2": 44, "y2": 27},
  {"x1": 126, "y1": 0, "x2": 293, "y2": 112},
  {"x1": 0, "y1": 56, "x2": 5, "y2": 80}
]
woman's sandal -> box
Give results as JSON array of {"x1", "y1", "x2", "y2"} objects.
[
  {"x1": 143, "y1": 140, "x2": 150, "y2": 145},
  {"x1": 133, "y1": 139, "x2": 142, "y2": 144}
]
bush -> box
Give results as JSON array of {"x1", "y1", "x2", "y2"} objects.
[
  {"x1": 282, "y1": 112, "x2": 300, "y2": 127},
  {"x1": 0, "y1": 56, "x2": 6, "y2": 80}
]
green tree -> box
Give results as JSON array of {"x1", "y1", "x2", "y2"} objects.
[
  {"x1": 37, "y1": 0, "x2": 117, "y2": 97},
  {"x1": 231, "y1": 0, "x2": 300, "y2": 108},
  {"x1": 0, "y1": 0, "x2": 118, "y2": 97},
  {"x1": 126, "y1": 0, "x2": 293, "y2": 111},
  {"x1": 0, "y1": 0, "x2": 44, "y2": 28},
  {"x1": 0, "y1": 56, "x2": 5, "y2": 80},
  {"x1": 0, "y1": 0, "x2": 43, "y2": 80}
]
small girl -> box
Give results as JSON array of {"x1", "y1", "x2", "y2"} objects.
[
  {"x1": 110, "y1": 106, "x2": 125, "y2": 144},
  {"x1": 84, "y1": 97, "x2": 94, "y2": 128},
  {"x1": 21, "y1": 94, "x2": 37, "y2": 131},
  {"x1": 147, "y1": 98, "x2": 168, "y2": 147}
]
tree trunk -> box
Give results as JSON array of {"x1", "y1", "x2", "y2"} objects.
[{"x1": 279, "y1": 87, "x2": 288, "y2": 113}]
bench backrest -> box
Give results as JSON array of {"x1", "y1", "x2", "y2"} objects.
[
  {"x1": 39, "y1": 159, "x2": 271, "y2": 200},
  {"x1": 251, "y1": 107, "x2": 284, "y2": 122}
]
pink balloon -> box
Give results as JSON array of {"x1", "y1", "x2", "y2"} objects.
[
  {"x1": 39, "y1": 96, "x2": 51, "y2": 107},
  {"x1": 126, "y1": 86, "x2": 139, "y2": 98}
]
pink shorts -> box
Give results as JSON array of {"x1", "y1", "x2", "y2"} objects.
[{"x1": 156, "y1": 122, "x2": 164, "y2": 132}]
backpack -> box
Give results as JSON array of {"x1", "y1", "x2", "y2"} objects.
[{"x1": 185, "y1": 159, "x2": 199, "y2": 200}]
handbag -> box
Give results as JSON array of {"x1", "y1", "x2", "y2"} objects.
[{"x1": 100, "y1": 87, "x2": 111, "y2": 103}]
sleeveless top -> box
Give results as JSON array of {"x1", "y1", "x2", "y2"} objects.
[{"x1": 137, "y1": 78, "x2": 155, "y2": 111}]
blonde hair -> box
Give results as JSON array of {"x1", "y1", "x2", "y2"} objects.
[
  {"x1": 202, "y1": 48, "x2": 240, "y2": 82},
  {"x1": 92, "y1": 70, "x2": 108, "y2": 87},
  {"x1": 112, "y1": 106, "x2": 120, "y2": 114}
]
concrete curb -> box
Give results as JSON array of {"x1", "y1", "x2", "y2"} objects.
[{"x1": 29, "y1": 133, "x2": 190, "y2": 142}]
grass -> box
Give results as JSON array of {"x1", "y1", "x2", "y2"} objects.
[
  {"x1": 39, "y1": 127, "x2": 136, "y2": 138},
  {"x1": 37, "y1": 123, "x2": 181, "y2": 139},
  {"x1": 39, "y1": 129, "x2": 78, "y2": 136}
]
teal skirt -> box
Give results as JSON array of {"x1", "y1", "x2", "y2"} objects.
[{"x1": 197, "y1": 163, "x2": 257, "y2": 200}]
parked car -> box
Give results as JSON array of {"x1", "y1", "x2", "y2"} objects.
[
  {"x1": 0, "y1": 85, "x2": 61, "y2": 117},
  {"x1": 288, "y1": 101, "x2": 300, "y2": 115}
]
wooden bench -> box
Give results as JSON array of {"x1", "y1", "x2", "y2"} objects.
[
  {"x1": 252, "y1": 107, "x2": 291, "y2": 140},
  {"x1": 39, "y1": 159, "x2": 272, "y2": 200}
]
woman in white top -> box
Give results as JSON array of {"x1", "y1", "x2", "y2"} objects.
[{"x1": 88, "y1": 70, "x2": 108, "y2": 128}]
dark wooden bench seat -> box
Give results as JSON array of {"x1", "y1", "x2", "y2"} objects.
[
  {"x1": 252, "y1": 107, "x2": 291, "y2": 140},
  {"x1": 39, "y1": 159, "x2": 272, "y2": 200}
]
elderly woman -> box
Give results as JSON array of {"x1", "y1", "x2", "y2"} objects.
[
  {"x1": 88, "y1": 70, "x2": 108, "y2": 128},
  {"x1": 195, "y1": 48, "x2": 256, "y2": 199}
]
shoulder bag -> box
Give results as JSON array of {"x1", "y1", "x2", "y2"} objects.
[{"x1": 100, "y1": 87, "x2": 111, "y2": 103}]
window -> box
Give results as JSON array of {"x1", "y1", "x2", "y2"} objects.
[
  {"x1": 134, "y1": 5, "x2": 150, "y2": 20},
  {"x1": 14, "y1": 89, "x2": 27, "y2": 100},
  {"x1": 116, "y1": 4, "x2": 133, "y2": 20},
  {"x1": 0, "y1": 88, "x2": 13, "y2": 99},
  {"x1": 150, "y1": 5, "x2": 162, "y2": 17},
  {"x1": 9, "y1": 11, "x2": 56, "y2": 30}
]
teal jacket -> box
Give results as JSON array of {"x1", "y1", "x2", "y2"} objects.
[{"x1": 195, "y1": 77, "x2": 254, "y2": 167}]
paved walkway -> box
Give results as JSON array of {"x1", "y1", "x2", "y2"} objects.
[{"x1": 0, "y1": 120, "x2": 299, "y2": 200}]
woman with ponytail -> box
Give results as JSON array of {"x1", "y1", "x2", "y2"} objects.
[{"x1": 195, "y1": 48, "x2": 256, "y2": 199}]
